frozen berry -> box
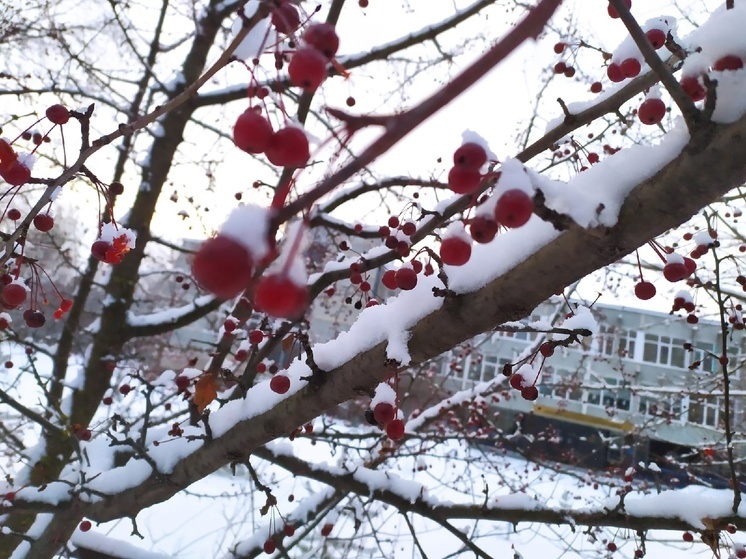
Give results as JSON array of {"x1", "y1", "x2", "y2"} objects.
[
  {"x1": 373, "y1": 402, "x2": 395, "y2": 424},
  {"x1": 469, "y1": 215, "x2": 498, "y2": 243},
  {"x1": 447, "y1": 166, "x2": 481, "y2": 194},
  {"x1": 494, "y1": 190, "x2": 533, "y2": 228},
  {"x1": 270, "y1": 374, "x2": 291, "y2": 394},
  {"x1": 288, "y1": 48, "x2": 328, "y2": 92},
  {"x1": 453, "y1": 142, "x2": 487, "y2": 170},
  {"x1": 254, "y1": 274, "x2": 307, "y2": 319},
  {"x1": 646, "y1": 28, "x2": 666, "y2": 49},
  {"x1": 192, "y1": 235, "x2": 253, "y2": 299},
  {"x1": 233, "y1": 109, "x2": 273, "y2": 154},
  {"x1": 33, "y1": 213, "x2": 54, "y2": 232},
  {"x1": 439, "y1": 236, "x2": 471, "y2": 266},
  {"x1": 638, "y1": 98, "x2": 666, "y2": 125},
  {"x1": 265, "y1": 127, "x2": 310, "y2": 167},
  {"x1": 394, "y1": 268, "x2": 417, "y2": 290},
  {"x1": 302, "y1": 23, "x2": 340, "y2": 59},
  {"x1": 386, "y1": 418, "x2": 405, "y2": 440},
  {"x1": 634, "y1": 281, "x2": 656, "y2": 300},
  {"x1": 46, "y1": 104, "x2": 70, "y2": 125}
]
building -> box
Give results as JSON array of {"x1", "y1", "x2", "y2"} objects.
[{"x1": 441, "y1": 299, "x2": 746, "y2": 480}]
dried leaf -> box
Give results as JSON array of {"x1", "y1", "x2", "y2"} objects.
[
  {"x1": 282, "y1": 333, "x2": 296, "y2": 353},
  {"x1": 193, "y1": 374, "x2": 217, "y2": 413}
]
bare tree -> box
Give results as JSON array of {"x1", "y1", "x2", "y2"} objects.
[{"x1": 1, "y1": 0, "x2": 746, "y2": 557}]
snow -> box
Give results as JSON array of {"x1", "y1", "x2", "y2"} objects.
[
  {"x1": 219, "y1": 204, "x2": 271, "y2": 263},
  {"x1": 230, "y1": 1, "x2": 274, "y2": 60}
]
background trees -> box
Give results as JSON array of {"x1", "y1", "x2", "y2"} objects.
[{"x1": 2, "y1": 0, "x2": 746, "y2": 557}]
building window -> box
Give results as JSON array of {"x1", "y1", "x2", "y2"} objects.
[
  {"x1": 639, "y1": 395, "x2": 684, "y2": 422},
  {"x1": 586, "y1": 376, "x2": 631, "y2": 411},
  {"x1": 540, "y1": 366, "x2": 584, "y2": 401},
  {"x1": 597, "y1": 326, "x2": 637, "y2": 359},
  {"x1": 465, "y1": 354, "x2": 502, "y2": 384},
  {"x1": 642, "y1": 334, "x2": 688, "y2": 368},
  {"x1": 687, "y1": 395, "x2": 722, "y2": 427}
]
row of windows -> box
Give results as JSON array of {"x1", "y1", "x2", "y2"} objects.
[
  {"x1": 499, "y1": 323, "x2": 744, "y2": 373},
  {"x1": 452, "y1": 354, "x2": 742, "y2": 429}
]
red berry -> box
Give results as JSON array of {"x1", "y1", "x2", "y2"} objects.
[
  {"x1": 249, "y1": 329, "x2": 264, "y2": 345},
  {"x1": 713, "y1": 55, "x2": 744, "y2": 72},
  {"x1": 646, "y1": 28, "x2": 666, "y2": 49},
  {"x1": 680, "y1": 76, "x2": 706, "y2": 101},
  {"x1": 110, "y1": 182, "x2": 124, "y2": 195},
  {"x1": 663, "y1": 261, "x2": 689, "y2": 282},
  {"x1": 79, "y1": 520, "x2": 92, "y2": 532},
  {"x1": 509, "y1": 374, "x2": 525, "y2": 390},
  {"x1": 539, "y1": 342, "x2": 554, "y2": 357},
  {"x1": 265, "y1": 127, "x2": 310, "y2": 168},
  {"x1": 175, "y1": 375, "x2": 190, "y2": 391},
  {"x1": 638, "y1": 98, "x2": 666, "y2": 125},
  {"x1": 271, "y1": 2, "x2": 300, "y2": 34},
  {"x1": 607, "y1": 542, "x2": 617, "y2": 552},
  {"x1": 469, "y1": 215, "x2": 498, "y2": 243},
  {"x1": 453, "y1": 142, "x2": 487, "y2": 170},
  {"x1": 494, "y1": 190, "x2": 534, "y2": 228},
  {"x1": 33, "y1": 213, "x2": 54, "y2": 232},
  {"x1": 590, "y1": 81, "x2": 603, "y2": 93},
  {"x1": 263, "y1": 538, "x2": 276, "y2": 553},
  {"x1": 2, "y1": 283, "x2": 26, "y2": 307},
  {"x1": 303, "y1": 23, "x2": 340, "y2": 59},
  {"x1": 233, "y1": 109, "x2": 273, "y2": 154},
  {"x1": 288, "y1": 48, "x2": 328, "y2": 92},
  {"x1": 521, "y1": 386, "x2": 539, "y2": 401},
  {"x1": 386, "y1": 418, "x2": 405, "y2": 440},
  {"x1": 682, "y1": 531, "x2": 693, "y2": 542},
  {"x1": 46, "y1": 104, "x2": 70, "y2": 125},
  {"x1": 634, "y1": 281, "x2": 656, "y2": 300},
  {"x1": 192, "y1": 235, "x2": 253, "y2": 299},
  {"x1": 91, "y1": 240, "x2": 111, "y2": 262},
  {"x1": 440, "y1": 236, "x2": 471, "y2": 266},
  {"x1": 607, "y1": 63, "x2": 624, "y2": 83},
  {"x1": 6, "y1": 208, "x2": 21, "y2": 221},
  {"x1": 373, "y1": 402, "x2": 395, "y2": 424},
  {"x1": 254, "y1": 274, "x2": 307, "y2": 319},
  {"x1": 382, "y1": 269, "x2": 398, "y2": 290},
  {"x1": 553, "y1": 42, "x2": 566, "y2": 54},
  {"x1": 400, "y1": 221, "x2": 416, "y2": 236},
  {"x1": 0, "y1": 161, "x2": 28, "y2": 186},
  {"x1": 607, "y1": 0, "x2": 631, "y2": 18},
  {"x1": 270, "y1": 374, "x2": 291, "y2": 394},
  {"x1": 736, "y1": 548, "x2": 746, "y2": 559},
  {"x1": 394, "y1": 268, "x2": 417, "y2": 290},
  {"x1": 447, "y1": 166, "x2": 481, "y2": 194},
  {"x1": 119, "y1": 384, "x2": 131, "y2": 395},
  {"x1": 620, "y1": 58, "x2": 641, "y2": 78},
  {"x1": 388, "y1": 216, "x2": 400, "y2": 228},
  {"x1": 553, "y1": 61, "x2": 567, "y2": 74},
  {"x1": 321, "y1": 523, "x2": 333, "y2": 537},
  {"x1": 284, "y1": 524, "x2": 295, "y2": 537}
]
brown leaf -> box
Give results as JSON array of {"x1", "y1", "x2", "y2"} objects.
[
  {"x1": 193, "y1": 374, "x2": 217, "y2": 413},
  {"x1": 282, "y1": 333, "x2": 296, "y2": 353}
]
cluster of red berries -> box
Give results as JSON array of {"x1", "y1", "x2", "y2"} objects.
[
  {"x1": 505, "y1": 364, "x2": 540, "y2": 401},
  {"x1": 379, "y1": 215, "x2": 416, "y2": 257},
  {"x1": 233, "y1": 108, "x2": 310, "y2": 168},
  {"x1": 381, "y1": 264, "x2": 419, "y2": 291},
  {"x1": 288, "y1": 23, "x2": 339, "y2": 92},
  {"x1": 262, "y1": 523, "x2": 297, "y2": 554},
  {"x1": 552, "y1": 43, "x2": 577, "y2": 79},
  {"x1": 681, "y1": 54, "x2": 744, "y2": 102},
  {"x1": 365, "y1": 401, "x2": 406, "y2": 440}
]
